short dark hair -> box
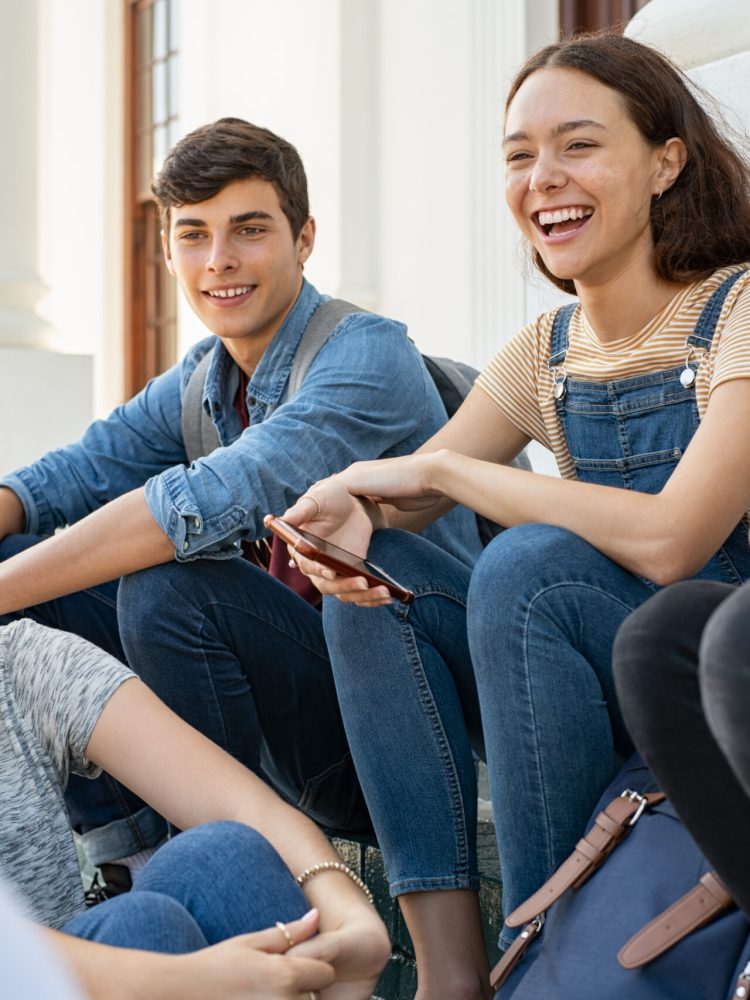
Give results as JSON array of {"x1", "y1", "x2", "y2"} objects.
[
  {"x1": 152, "y1": 117, "x2": 310, "y2": 238},
  {"x1": 506, "y1": 33, "x2": 750, "y2": 294}
]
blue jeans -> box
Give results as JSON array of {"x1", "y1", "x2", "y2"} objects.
[
  {"x1": 0, "y1": 535, "x2": 368, "y2": 864},
  {"x1": 63, "y1": 822, "x2": 308, "y2": 951},
  {"x1": 325, "y1": 526, "x2": 654, "y2": 947},
  {"x1": 324, "y1": 529, "x2": 481, "y2": 896},
  {"x1": 470, "y1": 524, "x2": 654, "y2": 945}
]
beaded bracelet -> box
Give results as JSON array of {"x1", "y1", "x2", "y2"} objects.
[{"x1": 296, "y1": 861, "x2": 375, "y2": 905}]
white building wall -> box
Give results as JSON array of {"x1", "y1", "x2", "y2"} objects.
[
  {"x1": 0, "y1": 0, "x2": 101, "y2": 476},
  {"x1": 174, "y1": 0, "x2": 345, "y2": 356},
  {"x1": 28, "y1": 0, "x2": 748, "y2": 477},
  {"x1": 38, "y1": 0, "x2": 125, "y2": 420},
  {"x1": 33, "y1": 0, "x2": 559, "y2": 423}
]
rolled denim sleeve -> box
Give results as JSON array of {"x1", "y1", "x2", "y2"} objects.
[
  {"x1": 1, "y1": 362, "x2": 189, "y2": 537},
  {"x1": 144, "y1": 314, "x2": 434, "y2": 560}
]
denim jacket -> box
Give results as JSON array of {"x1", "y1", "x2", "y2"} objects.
[{"x1": 4, "y1": 281, "x2": 481, "y2": 567}]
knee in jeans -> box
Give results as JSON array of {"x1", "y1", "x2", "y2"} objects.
[
  {"x1": 118, "y1": 563, "x2": 169, "y2": 616},
  {"x1": 469, "y1": 523, "x2": 581, "y2": 599},
  {"x1": 65, "y1": 890, "x2": 204, "y2": 952},
  {"x1": 140, "y1": 822, "x2": 283, "y2": 888},
  {"x1": 118, "y1": 562, "x2": 196, "y2": 645}
]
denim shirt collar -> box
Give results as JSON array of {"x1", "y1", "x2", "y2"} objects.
[{"x1": 201, "y1": 279, "x2": 323, "y2": 435}]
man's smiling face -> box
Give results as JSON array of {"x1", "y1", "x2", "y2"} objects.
[{"x1": 163, "y1": 176, "x2": 315, "y2": 369}]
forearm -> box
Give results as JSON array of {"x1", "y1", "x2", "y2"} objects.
[
  {"x1": 427, "y1": 450, "x2": 693, "y2": 584},
  {"x1": 426, "y1": 380, "x2": 750, "y2": 584},
  {"x1": 43, "y1": 929, "x2": 180, "y2": 1000},
  {"x1": 0, "y1": 489, "x2": 173, "y2": 614},
  {"x1": 377, "y1": 495, "x2": 456, "y2": 534},
  {"x1": 86, "y1": 680, "x2": 376, "y2": 930}
]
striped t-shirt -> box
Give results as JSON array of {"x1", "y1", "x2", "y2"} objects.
[
  {"x1": 476, "y1": 265, "x2": 750, "y2": 479},
  {"x1": 0, "y1": 620, "x2": 134, "y2": 929}
]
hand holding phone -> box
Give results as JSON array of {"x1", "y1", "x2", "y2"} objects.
[{"x1": 264, "y1": 515, "x2": 414, "y2": 603}]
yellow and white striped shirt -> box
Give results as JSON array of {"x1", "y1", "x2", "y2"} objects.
[{"x1": 476, "y1": 265, "x2": 750, "y2": 479}]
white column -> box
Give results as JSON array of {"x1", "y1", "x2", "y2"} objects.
[
  {"x1": 338, "y1": 0, "x2": 381, "y2": 310},
  {"x1": 0, "y1": 0, "x2": 92, "y2": 476},
  {"x1": 0, "y1": 0, "x2": 54, "y2": 349},
  {"x1": 627, "y1": 0, "x2": 750, "y2": 134}
]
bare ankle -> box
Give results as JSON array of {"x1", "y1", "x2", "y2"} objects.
[{"x1": 414, "y1": 969, "x2": 492, "y2": 1000}]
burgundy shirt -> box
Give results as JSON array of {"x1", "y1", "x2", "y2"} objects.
[{"x1": 234, "y1": 371, "x2": 321, "y2": 607}]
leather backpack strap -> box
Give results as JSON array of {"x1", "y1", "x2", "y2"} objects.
[
  {"x1": 618, "y1": 871, "x2": 734, "y2": 969},
  {"x1": 507, "y1": 790, "x2": 665, "y2": 928},
  {"x1": 489, "y1": 917, "x2": 544, "y2": 993}
]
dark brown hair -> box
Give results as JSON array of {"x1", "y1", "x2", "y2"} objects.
[
  {"x1": 152, "y1": 117, "x2": 310, "y2": 238},
  {"x1": 506, "y1": 33, "x2": 750, "y2": 294}
]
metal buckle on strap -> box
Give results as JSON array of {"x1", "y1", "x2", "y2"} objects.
[
  {"x1": 489, "y1": 914, "x2": 545, "y2": 993},
  {"x1": 523, "y1": 914, "x2": 545, "y2": 938},
  {"x1": 621, "y1": 789, "x2": 649, "y2": 826}
]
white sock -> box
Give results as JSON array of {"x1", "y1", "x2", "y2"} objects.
[{"x1": 110, "y1": 847, "x2": 157, "y2": 880}]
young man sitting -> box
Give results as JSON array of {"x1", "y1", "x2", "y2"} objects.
[{"x1": 0, "y1": 118, "x2": 480, "y2": 885}]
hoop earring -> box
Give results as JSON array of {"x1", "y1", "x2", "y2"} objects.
[{"x1": 655, "y1": 189, "x2": 663, "y2": 201}]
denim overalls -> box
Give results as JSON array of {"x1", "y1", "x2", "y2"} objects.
[
  {"x1": 548, "y1": 270, "x2": 750, "y2": 587},
  {"x1": 321, "y1": 271, "x2": 750, "y2": 951}
]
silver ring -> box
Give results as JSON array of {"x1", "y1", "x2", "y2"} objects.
[{"x1": 300, "y1": 493, "x2": 322, "y2": 522}]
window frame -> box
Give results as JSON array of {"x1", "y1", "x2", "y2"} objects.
[{"x1": 123, "y1": 0, "x2": 179, "y2": 397}]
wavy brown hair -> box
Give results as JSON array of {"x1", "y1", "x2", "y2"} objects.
[
  {"x1": 506, "y1": 33, "x2": 750, "y2": 294},
  {"x1": 153, "y1": 118, "x2": 309, "y2": 238}
]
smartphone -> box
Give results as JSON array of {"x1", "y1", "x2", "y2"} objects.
[{"x1": 264, "y1": 515, "x2": 414, "y2": 603}]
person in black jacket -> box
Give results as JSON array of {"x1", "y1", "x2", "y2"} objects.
[{"x1": 613, "y1": 578, "x2": 750, "y2": 917}]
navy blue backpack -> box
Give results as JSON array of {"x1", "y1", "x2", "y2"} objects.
[{"x1": 491, "y1": 755, "x2": 750, "y2": 999}]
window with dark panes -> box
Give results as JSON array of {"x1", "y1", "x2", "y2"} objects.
[
  {"x1": 560, "y1": 0, "x2": 652, "y2": 37},
  {"x1": 124, "y1": 0, "x2": 179, "y2": 397}
]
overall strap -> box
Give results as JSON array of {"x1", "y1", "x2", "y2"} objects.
[
  {"x1": 547, "y1": 302, "x2": 577, "y2": 369},
  {"x1": 284, "y1": 298, "x2": 365, "y2": 400},
  {"x1": 181, "y1": 350, "x2": 220, "y2": 464},
  {"x1": 687, "y1": 269, "x2": 748, "y2": 351}
]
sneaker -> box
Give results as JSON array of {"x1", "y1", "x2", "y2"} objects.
[{"x1": 83, "y1": 864, "x2": 133, "y2": 907}]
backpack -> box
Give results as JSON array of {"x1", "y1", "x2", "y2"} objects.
[
  {"x1": 491, "y1": 754, "x2": 750, "y2": 1000},
  {"x1": 181, "y1": 298, "x2": 531, "y2": 544}
]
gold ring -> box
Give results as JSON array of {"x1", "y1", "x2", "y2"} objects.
[
  {"x1": 300, "y1": 493, "x2": 322, "y2": 522},
  {"x1": 275, "y1": 920, "x2": 294, "y2": 950}
]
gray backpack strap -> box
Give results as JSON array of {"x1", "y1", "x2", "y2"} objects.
[
  {"x1": 180, "y1": 303, "x2": 363, "y2": 461},
  {"x1": 284, "y1": 299, "x2": 365, "y2": 401},
  {"x1": 181, "y1": 349, "x2": 221, "y2": 464}
]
